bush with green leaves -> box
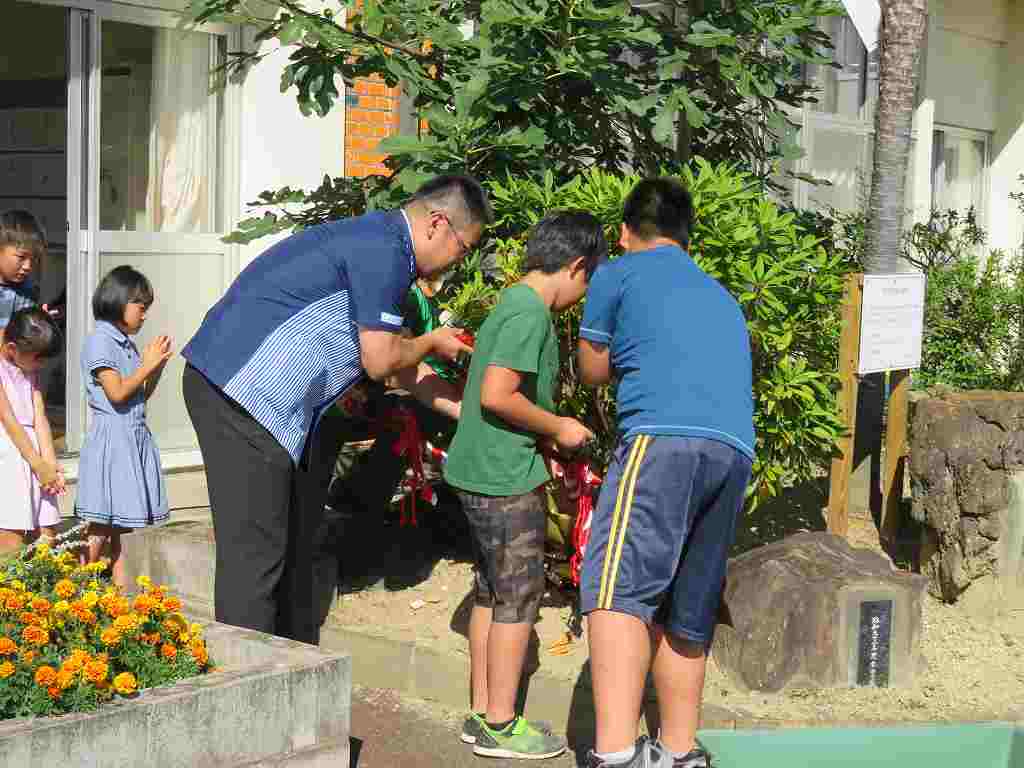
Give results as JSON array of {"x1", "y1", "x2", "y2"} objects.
[{"x1": 441, "y1": 162, "x2": 853, "y2": 506}]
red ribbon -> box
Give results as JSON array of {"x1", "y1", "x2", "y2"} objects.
[
  {"x1": 390, "y1": 406, "x2": 428, "y2": 527},
  {"x1": 566, "y1": 461, "x2": 602, "y2": 587}
]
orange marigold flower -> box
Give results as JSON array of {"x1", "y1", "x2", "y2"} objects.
[
  {"x1": 143, "y1": 632, "x2": 160, "y2": 646},
  {"x1": 0, "y1": 661, "x2": 14, "y2": 678},
  {"x1": 112, "y1": 672, "x2": 137, "y2": 695},
  {"x1": 189, "y1": 644, "x2": 209, "y2": 666},
  {"x1": 71, "y1": 606, "x2": 97, "y2": 625},
  {"x1": 0, "y1": 637, "x2": 15, "y2": 655},
  {"x1": 160, "y1": 643, "x2": 177, "y2": 660},
  {"x1": 47, "y1": 685, "x2": 61, "y2": 700},
  {"x1": 31, "y1": 597, "x2": 51, "y2": 614},
  {"x1": 34, "y1": 665, "x2": 57, "y2": 687},
  {"x1": 100, "y1": 628, "x2": 122, "y2": 647},
  {"x1": 5, "y1": 594, "x2": 26, "y2": 611},
  {"x1": 57, "y1": 669, "x2": 75, "y2": 690},
  {"x1": 54, "y1": 579, "x2": 77, "y2": 599},
  {"x1": 162, "y1": 597, "x2": 182, "y2": 613},
  {"x1": 84, "y1": 659, "x2": 108, "y2": 684},
  {"x1": 21, "y1": 625, "x2": 48, "y2": 647}
]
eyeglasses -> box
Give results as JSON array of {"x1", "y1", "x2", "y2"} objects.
[{"x1": 438, "y1": 213, "x2": 470, "y2": 257}]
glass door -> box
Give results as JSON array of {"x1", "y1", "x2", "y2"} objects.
[{"x1": 0, "y1": 1, "x2": 78, "y2": 453}]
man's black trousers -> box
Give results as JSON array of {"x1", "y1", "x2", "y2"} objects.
[{"x1": 182, "y1": 364, "x2": 347, "y2": 644}]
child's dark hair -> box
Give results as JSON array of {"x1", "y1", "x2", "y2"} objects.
[
  {"x1": 3, "y1": 307, "x2": 62, "y2": 358},
  {"x1": 0, "y1": 209, "x2": 48, "y2": 262},
  {"x1": 524, "y1": 211, "x2": 608, "y2": 279},
  {"x1": 92, "y1": 266, "x2": 154, "y2": 323},
  {"x1": 623, "y1": 177, "x2": 694, "y2": 248}
]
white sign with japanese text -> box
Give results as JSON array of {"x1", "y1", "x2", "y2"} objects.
[{"x1": 858, "y1": 274, "x2": 926, "y2": 375}]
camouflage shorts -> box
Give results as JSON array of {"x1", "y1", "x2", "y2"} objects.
[{"x1": 458, "y1": 489, "x2": 546, "y2": 624}]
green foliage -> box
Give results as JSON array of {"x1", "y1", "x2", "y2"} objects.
[
  {"x1": 441, "y1": 162, "x2": 852, "y2": 506},
  {"x1": 186, "y1": 0, "x2": 841, "y2": 241}
]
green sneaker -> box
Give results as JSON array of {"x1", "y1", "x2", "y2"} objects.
[
  {"x1": 472, "y1": 715, "x2": 567, "y2": 759},
  {"x1": 460, "y1": 713, "x2": 556, "y2": 745}
]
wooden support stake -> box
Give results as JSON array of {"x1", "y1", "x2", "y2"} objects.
[
  {"x1": 827, "y1": 273, "x2": 864, "y2": 538},
  {"x1": 880, "y1": 368, "x2": 911, "y2": 546}
]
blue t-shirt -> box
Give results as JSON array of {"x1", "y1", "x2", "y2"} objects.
[
  {"x1": 0, "y1": 279, "x2": 38, "y2": 328},
  {"x1": 579, "y1": 244, "x2": 755, "y2": 459},
  {"x1": 182, "y1": 210, "x2": 416, "y2": 463}
]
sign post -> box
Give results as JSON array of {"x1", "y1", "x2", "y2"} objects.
[{"x1": 827, "y1": 273, "x2": 925, "y2": 540}]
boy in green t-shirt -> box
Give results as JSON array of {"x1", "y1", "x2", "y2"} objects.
[{"x1": 444, "y1": 211, "x2": 607, "y2": 760}]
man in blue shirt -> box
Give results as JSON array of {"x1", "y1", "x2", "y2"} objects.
[
  {"x1": 576, "y1": 178, "x2": 754, "y2": 768},
  {"x1": 182, "y1": 175, "x2": 491, "y2": 644}
]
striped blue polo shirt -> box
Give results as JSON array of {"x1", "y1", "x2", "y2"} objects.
[{"x1": 182, "y1": 210, "x2": 415, "y2": 463}]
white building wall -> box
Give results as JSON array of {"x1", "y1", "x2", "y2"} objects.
[{"x1": 989, "y1": 0, "x2": 1024, "y2": 255}]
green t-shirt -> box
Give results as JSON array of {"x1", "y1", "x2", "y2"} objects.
[
  {"x1": 444, "y1": 284, "x2": 558, "y2": 496},
  {"x1": 403, "y1": 284, "x2": 457, "y2": 382}
]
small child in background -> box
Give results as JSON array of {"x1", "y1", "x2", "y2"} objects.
[
  {"x1": 0, "y1": 308, "x2": 65, "y2": 556},
  {"x1": 0, "y1": 210, "x2": 46, "y2": 329},
  {"x1": 76, "y1": 266, "x2": 173, "y2": 586}
]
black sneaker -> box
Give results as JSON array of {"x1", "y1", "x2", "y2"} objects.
[{"x1": 668, "y1": 742, "x2": 712, "y2": 768}]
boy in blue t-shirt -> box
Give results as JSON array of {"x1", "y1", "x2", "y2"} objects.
[
  {"x1": 577, "y1": 178, "x2": 754, "y2": 768},
  {"x1": 0, "y1": 211, "x2": 47, "y2": 329}
]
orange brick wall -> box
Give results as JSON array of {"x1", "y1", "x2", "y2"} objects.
[{"x1": 345, "y1": 76, "x2": 403, "y2": 178}]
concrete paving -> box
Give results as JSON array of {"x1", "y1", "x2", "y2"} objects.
[{"x1": 350, "y1": 686, "x2": 583, "y2": 768}]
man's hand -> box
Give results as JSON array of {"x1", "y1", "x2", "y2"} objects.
[
  {"x1": 553, "y1": 417, "x2": 594, "y2": 454},
  {"x1": 428, "y1": 327, "x2": 473, "y2": 362}
]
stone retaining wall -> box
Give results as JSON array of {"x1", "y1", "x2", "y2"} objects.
[{"x1": 908, "y1": 390, "x2": 1024, "y2": 614}]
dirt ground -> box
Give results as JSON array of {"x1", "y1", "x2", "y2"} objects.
[{"x1": 328, "y1": 478, "x2": 1024, "y2": 726}]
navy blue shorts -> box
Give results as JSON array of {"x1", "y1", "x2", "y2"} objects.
[{"x1": 580, "y1": 435, "x2": 752, "y2": 645}]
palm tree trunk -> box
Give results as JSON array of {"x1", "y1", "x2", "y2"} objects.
[{"x1": 864, "y1": 0, "x2": 928, "y2": 273}]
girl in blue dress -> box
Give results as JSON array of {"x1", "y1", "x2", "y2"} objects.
[{"x1": 76, "y1": 266, "x2": 172, "y2": 587}]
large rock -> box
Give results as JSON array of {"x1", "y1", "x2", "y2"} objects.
[
  {"x1": 712, "y1": 532, "x2": 926, "y2": 692},
  {"x1": 908, "y1": 390, "x2": 1024, "y2": 611}
]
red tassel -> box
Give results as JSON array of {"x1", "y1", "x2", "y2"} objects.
[{"x1": 568, "y1": 461, "x2": 602, "y2": 587}]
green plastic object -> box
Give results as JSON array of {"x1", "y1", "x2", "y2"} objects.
[{"x1": 698, "y1": 723, "x2": 1023, "y2": 767}]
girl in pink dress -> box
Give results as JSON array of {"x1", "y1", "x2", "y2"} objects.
[{"x1": 0, "y1": 307, "x2": 65, "y2": 555}]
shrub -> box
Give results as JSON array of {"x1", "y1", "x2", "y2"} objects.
[
  {"x1": 443, "y1": 161, "x2": 853, "y2": 506},
  {"x1": 0, "y1": 534, "x2": 211, "y2": 719}
]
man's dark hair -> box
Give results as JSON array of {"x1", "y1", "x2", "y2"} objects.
[
  {"x1": 406, "y1": 174, "x2": 494, "y2": 230},
  {"x1": 524, "y1": 210, "x2": 608, "y2": 278},
  {"x1": 0, "y1": 209, "x2": 48, "y2": 262},
  {"x1": 92, "y1": 265, "x2": 155, "y2": 323},
  {"x1": 622, "y1": 177, "x2": 694, "y2": 248},
  {"x1": 3, "y1": 307, "x2": 61, "y2": 358}
]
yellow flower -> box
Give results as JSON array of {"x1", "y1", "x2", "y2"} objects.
[
  {"x1": 21, "y1": 625, "x2": 48, "y2": 647},
  {"x1": 82, "y1": 591, "x2": 99, "y2": 609},
  {"x1": 112, "y1": 672, "x2": 137, "y2": 695},
  {"x1": 9, "y1": 580, "x2": 25, "y2": 592},
  {"x1": 53, "y1": 600, "x2": 70, "y2": 614},
  {"x1": 84, "y1": 659, "x2": 108, "y2": 684},
  {"x1": 160, "y1": 643, "x2": 177, "y2": 661},
  {"x1": 54, "y1": 580, "x2": 77, "y2": 599},
  {"x1": 100, "y1": 628, "x2": 122, "y2": 647},
  {"x1": 0, "y1": 661, "x2": 14, "y2": 678},
  {"x1": 136, "y1": 575, "x2": 152, "y2": 590},
  {"x1": 88, "y1": 580, "x2": 100, "y2": 591},
  {"x1": 31, "y1": 597, "x2": 51, "y2": 614},
  {"x1": 57, "y1": 669, "x2": 75, "y2": 690},
  {"x1": 60, "y1": 564, "x2": 74, "y2": 575},
  {"x1": 33, "y1": 542, "x2": 51, "y2": 559},
  {"x1": 19, "y1": 649, "x2": 36, "y2": 664},
  {"x1": 0, "y1": 637, "x2": 16, "y2": 655},
  {"x1": 34, "y1": 665, "x2": 57, "y2": 687},
  {"x1": 189, "y1": 623, "x2": 203, "y2": 638}
]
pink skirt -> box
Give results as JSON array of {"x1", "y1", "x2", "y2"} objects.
[{"x1": 0, "y1": 425, "x2": 60, "y2": 531}]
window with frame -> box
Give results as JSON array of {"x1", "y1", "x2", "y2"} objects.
[{"x1": 931, "y1": 126, "x2": 989, "y2": 218}]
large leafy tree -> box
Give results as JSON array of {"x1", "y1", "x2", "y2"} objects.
[{"x1": 187, "y1": 0, "x2": 841, "y2": 236}]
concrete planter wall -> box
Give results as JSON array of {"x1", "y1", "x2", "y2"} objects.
[{"x1": 0, "y1": 615, "x2": 351, "y2": 767}]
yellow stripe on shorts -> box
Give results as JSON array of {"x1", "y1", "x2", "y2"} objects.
[{"x1": 597, "y1": 435, "x2": 650, "y2": 610}]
